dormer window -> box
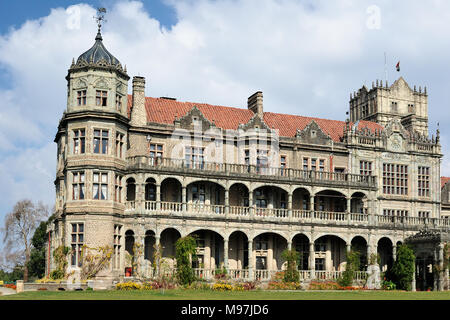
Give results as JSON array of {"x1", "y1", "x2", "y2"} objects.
[
  {"x1": 96, "y1": 90, "x2": 108, "y2": 106},
  {"x1": 77, "y1": 90, "x2": 87, "y2": 106}
]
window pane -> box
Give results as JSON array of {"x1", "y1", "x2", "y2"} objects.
[
  {"x1": 101, "y1": 185, "x2": 107, "y2": 200},
  {"x1": 78, "y1": 224, "x2": 84, "y2": 233}
]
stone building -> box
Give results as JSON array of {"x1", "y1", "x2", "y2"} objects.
[{"x1": 46, "y1": 28, "x2": 450, "y2": 284}]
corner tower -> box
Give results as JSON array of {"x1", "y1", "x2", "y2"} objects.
[
  {"x1": 349, "y1": 77, "x2": 428, "y2": 135},
  {"x1": 66, "y1": 28, "x2": 130, "y2": 116}
]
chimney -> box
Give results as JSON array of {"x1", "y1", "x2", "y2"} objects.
[
  {"x1": 131, "y1": 76, "x2": 147, "y2": 127},
  {"x1": 248, "y1": 91, "x2": 263, "y2": 116}
]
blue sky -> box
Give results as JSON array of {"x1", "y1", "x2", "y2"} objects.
[{"x1": 1, "y1": 1, "x2": 450, "y2": 254}]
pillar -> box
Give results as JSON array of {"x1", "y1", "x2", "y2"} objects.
[
  {"x1": 224, "y1": 239, "x2": 229, "y2": 270},
  {"x1": 412, "y1": 260, "x2": 416, "y2": 292},
  {"x1": 309, "y1": 241, "x2": 315, "y2": 278},
  {"x1": 346, "y1": 197, "x2": 351, "y2": 213},
  {"x1": 288, "y1": 192, "x2": 292, "y2": 218},
  {"x1": 248, "y1": 240, "x2": 253, "y2": 280},
  {"x1": 182, "y1": 186, "x2": 187, "y2": 212},
  {"x1": 393, "y1": 245, "x2": 397, "y2": 262},
  {"x1": 438, "y1": 243, "x2": 444, "y2": 291},
  {"x1": 287, "y1": 241, "x2": 292, "y2": 251},
  {"x1": 156, "y1": 184, "x2": 161, "y2": 210},
  {"x1": 249, "y1": 191, "x2": 254, "y2": 216},
  {"x1": 309, "y1": 195, "x2": 314, "y2": 212},
  {"x1": 155, "y1": 235, "x2": 161, "y2": 277},
  {"x1": 224, "y1": 188, "x2": 229, "y2": 215}
]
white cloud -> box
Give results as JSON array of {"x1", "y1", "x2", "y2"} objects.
[{"x1": 1, "y1": 0, "x2": 450, "y2": 234}]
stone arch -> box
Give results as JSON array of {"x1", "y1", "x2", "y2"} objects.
[
  {"x1": 126, "y1": 177, "x2": 136, "y2": 202},
  {"x1": 253, "y1": 230, "x2": 288, "y2": 242},
  {"x1": 250, "y1": 183, "x2": 291, "y2": 194},
  {"x1": 377, "y1": 237, "x2": 394, "y2": 272},
  {"x1": 144, "y1": 230, "x2": 156, "y2": 262},
  {"x1": 228, "y1": 230, "x2": 249, "y2": 270},
  {"x1": 313, "y1": 233, "x2": 347, "y2": 243},
  {"x1": 292, "y1": 233, "x2": 310, "y2": 270},
  {"x1": 314, "y1": 187, "x2": 349, "y2": 198},
  {"x1": 253, "y1": 232, "x2": 288, "y2": 270},
  {"x1": 292, "y1": 187, "x2": 311, "y2": 211},
  {"x1": 351, "y1": 235, "x2": 368, "y2": 270},
  {"x1": 351, "y1": 192, "x2": 368, "y2": 214},
  {"x1": 314, "y1": 189, "x2": 347, "y2": 212},
  {"x1": 125, "y1": 230, "x2": 135, "y2": 256},
  {"x1": 159, "y1": 228, "x2": 182, "y2": 268},
  {"x1": 160, "y1": 175, "x2": 183, "y2": 186},
  {"x1": 314, "y1": 234, "x2": 347, "y2": 272},
  {"x1": 186, "y1": 178, "x2": 227, "y2": 190},
  {"x1": 187, "y1": 229, "x2": 225, "y2": 269},
  {"x1": 161, "y1": 177, "x2": 182, "y2": 203},
  {"x1": 229, "y1": 183, "x2": 249, "y2": 207},
  {"x1": 145, "y1": 177, "x2": 157, "y2": 202}
]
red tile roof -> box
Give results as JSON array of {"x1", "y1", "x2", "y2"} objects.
[
  {"x1": 441, "y1": 177, "x2": 450, "y2": 189},
  {"x1": 128, "y1": 95, "x2": 383, "y2": 142}
]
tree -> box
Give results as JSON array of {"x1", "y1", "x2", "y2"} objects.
[
  {"x1": 338, "y1": 250, "x2": 360, "y2": 287},
  {"x1": 27, "y1": 215, "x2": 55, "y2": 279},
  {"x1": 1, "y1": 199, "x2": 49, "y2": 282},
  {"x1": 281, "y1": 249, "x2": 300, "y2": 282},
  {"x1": 175, "y1": 236, "x2": 197, "y2": 285},
  {"x1": 391, "y1": 244, "x2": 415, "y2": 291}
]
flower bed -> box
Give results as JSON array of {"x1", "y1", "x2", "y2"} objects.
[
  {"x1": 267, "y1": 281, "x2": 303, "y2": 290},
  {"x1": 3, "y1": 284, "x2": 16, "y2": 290}
]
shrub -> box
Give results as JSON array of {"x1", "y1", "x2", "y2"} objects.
[
  {"x1": 175, "y1": 236, "x2": 197, "y2": 286},
  {"x1": 338, "y1": 250, "x2": 360, "y2": 287},
  {"x1": 390, "y1": 244, "x2": 415, "y2": 291},
  {"x1": 281, "y1": 249, "x2": 300, "y2": 283},
  {"x1": 212, "y1": 282, "x2": 233, "y2": 291},
  {"x1": 115, "y1": 282, "x2": 142, "y2": 290},
  {"x1": 381, "y1": 280, "x2": 396, "y2": 290}
]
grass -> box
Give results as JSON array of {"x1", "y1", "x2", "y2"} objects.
[{"x1": 1, "y1": 289, "x2": 450, "y2": 300}]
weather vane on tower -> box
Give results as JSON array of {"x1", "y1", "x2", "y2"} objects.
[{"x1": 94, "y1": 7, "x2": 107, "y2": 34}]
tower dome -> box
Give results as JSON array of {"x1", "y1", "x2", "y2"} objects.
[{"x1": 70, "y1": 30, "x2": 127, "y2": 76}]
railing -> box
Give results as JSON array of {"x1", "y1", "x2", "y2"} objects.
[
  {"x1": 127, "y1": 156, "x2": 377, "y2": 189},
  {"x1": 228, "y1": 269, "x2": 250, "y2": 279},
  {"x1": 132, "y1": 202, "x2": 450, "y2": 229},
  {"x1": 254, "y1": 208, "x2": 288, "y2": 218},
  {"x1": 315, "y1": 271, "x2": 342, "y2": 280},
  {"x1": 314, "y1": 211, "x2": 346, "y2": 221},
  {"x1": 229, "y1": 206, "x2": 250, "y2": 216}
]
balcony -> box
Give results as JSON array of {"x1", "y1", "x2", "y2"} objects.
[
  {"x1": 125, "y1": 201, "x2": 450, "y2": 230},
  {"x1": 127, "y1": 156, "x2": 377, "y2": 190}
]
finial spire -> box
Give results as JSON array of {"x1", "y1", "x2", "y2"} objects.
[{"x1": 94, "y1": 8, "x2": 107, "y2": 40}]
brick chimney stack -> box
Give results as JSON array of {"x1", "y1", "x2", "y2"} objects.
[
  {"x1": 248, "y1": 91, "x2": 263, "y2": 117},
  {"x1": 131, "y1": 76, "x2": 147, "y2": 127}
]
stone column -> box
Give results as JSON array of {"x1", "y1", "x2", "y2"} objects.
[
  {"x1": 393, "y1": 245, "x2": 397, "y2": 262},
  {"x1": 438, "y1": 243, "x2": 444, "y2": 291},
  {"x1": 156, "y1": 184, "x2": 161, "y2": 210},
  {"x1": 346, "y1": 197, "x2": 352, "y2": 223},
  {"x1": 287, "y1": 241, "x2": 292, "y2": 251},
  {"x1": 224, "y1": 188, "x2": 229, "y2": 215},
  {"x1": 412, "y1": 260, "x2": 416, "y2": 292},
  {"x1": 224, "y1": 239, "x2": 229, "y2": 270},
  {"x1": 248, "y1": 239, "x2": 253, "y2": 280},
  {"x1": 155, "y1": 235, "x2": 161, "y2": 277},
  {"x1": 346, "y1": 242, "x2": 351, "y2": 253},
  {"x1": 249, "y1": 190, "x2": 254, "y2": 217},
  {"x1": 288, "y1": 192, "x2": 293, "y2": 219},
  {"x1": 309, "y1": 242, "x2": 315, "y2": 279},
  {"x1": 309, "y1": 195, "x2": 315, "y2": 212},
  {"x1": 182, "y1": 186, "x2": 187, "y2": 212}
]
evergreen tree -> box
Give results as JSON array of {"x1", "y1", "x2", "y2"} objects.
[{"x1": 391, "y1": 244, "x2": 415, "y2": 291}]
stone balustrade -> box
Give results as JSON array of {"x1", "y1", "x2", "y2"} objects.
[
  {"x1": 126, "y1": 201, "x2": 450, "y2": 230},
  {"x1": 127, "y1": 156, "x2": 377, "y2": 189}
]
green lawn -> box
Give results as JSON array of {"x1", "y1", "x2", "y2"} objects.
[{"x1": 1, "y1": 289, "x2": 450, "y2": 300}]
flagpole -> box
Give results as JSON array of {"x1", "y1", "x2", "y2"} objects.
[{"x1": 384, "y1": 52, "x2": 388, "y2": 83}]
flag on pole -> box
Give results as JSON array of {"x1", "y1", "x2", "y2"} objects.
[{"x1": 396, "y1": 61, "x2": 400, "y2": 72}]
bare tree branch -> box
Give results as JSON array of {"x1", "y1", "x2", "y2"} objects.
[{"x1": 1, "y1": 199, "x2": 49, "y2": 281}]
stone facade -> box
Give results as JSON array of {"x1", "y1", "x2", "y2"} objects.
[{"x1": 46, "y1": 30, "x2": 450, "y2": 284}]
